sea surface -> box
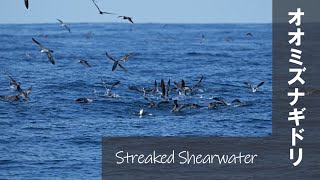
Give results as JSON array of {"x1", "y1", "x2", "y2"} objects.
[{"x1": 0, "y1": 23, "x2": 272, "y2": 179}]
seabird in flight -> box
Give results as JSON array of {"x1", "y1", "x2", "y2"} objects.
[
  {"x1": 57, "y1": 19, "x2": 71, "y2": 33},
  {"x1": 106, "y1": 52, "x2": 129, "y2": 72},
  {"x1": 118, "y1": 16, "x2": 134, "y2": 24},
  {"x1": 246, "y1": 32, "x2": 253, "y2": 37},
  {"x1": 244, "y1": 82, "x2": 265, "y2": 93},
  {"x1": 91, "y1": 0, "x2": 116, "y2": 15},
  {"x1": 79, "y1": 60, "x2": 92, "y2": 68},
  {"x1": 32, "y1": 38, "x2": 55, "y2": 65}
]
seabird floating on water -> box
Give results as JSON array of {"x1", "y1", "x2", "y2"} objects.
[
  {"x1": 0, "y1": 95, "x2": 20, "y2": 101},
  {"x1": 32, "y1": 38, "x2": 55, "y2": 65},
  {"x1": 128, "y1": 86, "x2": 151, "y2": 96},
  {"x1": 91, "y1": 0, "x2": 116, "y2": 15},
  {"x1": 118, "y1": 16, "x2": 134, "y2": 24},
  {"x1": 76, "y1": 98, "x2": 93, "y2": 103},
  {"x1": 244, "y1": 82, "x2": 264, "y2": 93},
  {"x1": 208, "y1": 102, "x2": 223, "y2": 108},
  {"x1": 57, "y1": 19, "x2": 71, "y2": 33},
  {"x1": 212, "y1": 97, "x2": 242, "y2": 106}
]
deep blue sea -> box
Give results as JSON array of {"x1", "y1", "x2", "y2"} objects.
[{"x1": 0, "y1": 23, "x2": 271, "y2": 179}]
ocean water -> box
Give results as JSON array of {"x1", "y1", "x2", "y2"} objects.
[{"x1": 0, "y1": 23, "x2": 272, "y2": 178}]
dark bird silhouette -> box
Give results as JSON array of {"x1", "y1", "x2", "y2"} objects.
[
  {"x1": 105, "y1": 52, "x2": 134, "y2": 72},
  {"x1": 32, "y1": 38, "x2": 55, "y2": 65},
  {"x1": 24, "y1": 0, "x2": 29, "y2": 9},
  {"x1": 79, "y1": 60, "x2": 92, "y2": 68},
  {"x1": 91, "y1": 0, "x2": 116, "y2": 15},
  {"x1": 76, "y1": 98, "x2": 93, "y2": 103},
  {"x1": 118, "y1": 16, "x2": 134, "y2": 24},
  {"x1": 246, "y1": 32, "x2": 253, "y2": 37}
]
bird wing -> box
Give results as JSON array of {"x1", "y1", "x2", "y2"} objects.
[
  {"x1": 160, "y1": 79, "x2": 166, "y2": 97},
  {"x1": 65, "y1": 25, "x2": 71, "y2": 33},
  {"x1": 17, "y1": 84, "x2": 24, "y2": 95},
  {"x1": 7, "y1": 74, "x2": 15, "y2": 82},
  {"x1": 105, "y1": 52, "x2": 116, "y2": 61},
  {"x1": 32, "y1": 38, "x2": 45, "y2": 49},
  {"x1": 92, "y1": 0, "x2": 102, "y2": 12},
  {"x1": 181, "y1": 79, "x2": 186, "y2": 88},
  {"x1": 112, "y1": 61, "x2": 118, "y2": 71},
  {"x1": 174, "y1": 81, "x2": 182, "y2": 88},
  {"x1": 25, "y1": 85, "x2": 32, "y2": 97},
  {"x1": 110, "y1": 81, "x2": 120, "y2": 90},
  {"x1": 120, "y1": 52, "x2": 134, "y2": 62},
  {"x1": 102, "y1": 11, "x2": 116, "y2": 15},
  {"x1": 57, "y1": 19, "x2": 63, "y2": 24},
  {"x1": 128, "y1": 18, "x2": 134, "y2": 24},
  {"x1": 244, "y1": 82, "x2": 252, "y2": 88},
  {"x1": 47, "y1": 53, "x2": 55, "y2": 65},
  {"x1": 24, "y1": 0, "x2": 29, "y2": 9},
  {"x1": 166, "y1": 79, "x2": 171, "y2": 96},
  {"x1": 192, "y1": 76, "x2": 203, "y2": 89},
  {"x1": 82, "y1": 60, "x2": 91, "y2": 68},
  {"x1": 257, "y1": 82, "x2": 265, "y2": 88},
  {"x1": 117, "y1": 63, "x2": 127, "y2": 72}
]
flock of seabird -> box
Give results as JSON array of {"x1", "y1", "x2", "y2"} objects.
[{"x1": 0, "y1": 0, "x2": 266, "y2": 117}]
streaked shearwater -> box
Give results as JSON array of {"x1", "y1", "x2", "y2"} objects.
[
  {"x1": 32, "y1": 38, "x2": 55, "y2": 65},
  {"x1": 118, "y1": 16, "x2": 134, "y2": 24},
  {"x1": 57, "y1": 19, "x2": 71, "y2": 33},
  {"x1": 80, "y1": 60, "x2": 92, "y2": 68},
  {"x1": 244, "y1": 82, "x2": 264, "y2": 93},
  {"x1": 105, "y1": 52, "x2": 130, "y2": 72}
]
